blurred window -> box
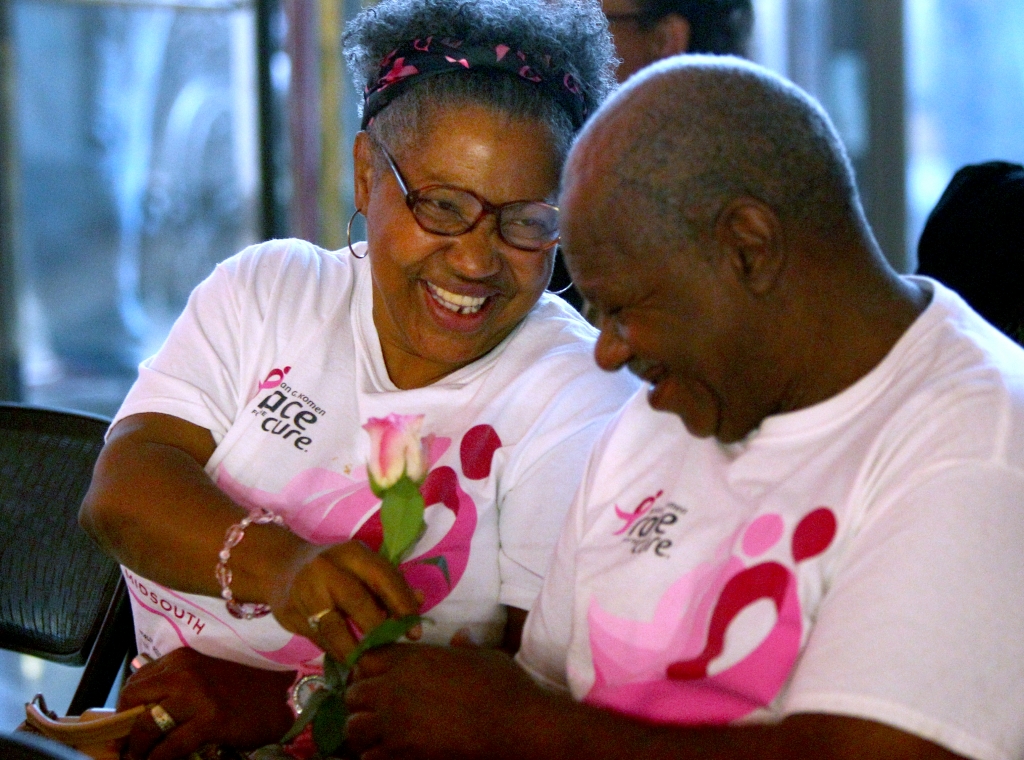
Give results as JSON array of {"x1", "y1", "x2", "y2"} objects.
[
  {"x1": 0, "y1": 0, "x2": 260, "y2": 722},
  {"x1": 905, "y1": 0, "x2": 1024, "y2": 267},
  {"x1": 9, "y1": 0, "x2": 260, "y2": 416}
]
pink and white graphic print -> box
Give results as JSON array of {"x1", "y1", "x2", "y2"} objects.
[
  {"x1": 585, "y1": 506, "x2": 837, "y2": 725},
  {"x1": 188, "y1": 422, "x2": 504, "y2": 669}
]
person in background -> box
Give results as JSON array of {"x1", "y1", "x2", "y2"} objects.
[
  {"x1": 916, "y1": 160, "x2": 1024, "y2": 345},
  {"x1": 78, "y1": 1, "x2": 636, "y2": 758},
  {"x1": 339, "y1": 56, "x2": 1024, "y2": 760},
  {"x1": 603, "y1": 0, "x2": 753, "y2": 81}
]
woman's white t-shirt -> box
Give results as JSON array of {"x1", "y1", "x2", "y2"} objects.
[{"x1": 114, "y1": 238, "x2": 638, "y2": 672}]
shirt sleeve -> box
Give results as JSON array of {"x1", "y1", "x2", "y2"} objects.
[
  {"x1": 111, "y1": 240, "x2": 318, "y2": 443},
  {"x1": 495, "y1": 360, "x2": 637, "y2": 612},
  {"x1": 497, "y1": 418, "x2": 608, "y2": 612},
  {"x1": 514, "y1": 449, "x2": 591, "y2": 692},
  {"x1": 113, "y1": 250, "x2": 250, "y2": 441},
  {"x1": 782, "y1": 461, "x2": 1024, "y2": 760}
]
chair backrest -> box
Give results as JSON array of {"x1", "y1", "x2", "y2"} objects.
[
  {"x1": 0, "y1": 403, "x2": 134, "y2": 714},
  {"x1": 0, "y1": 732, "x2": 91, "y2": 760}
]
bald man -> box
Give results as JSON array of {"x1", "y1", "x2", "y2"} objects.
[{"x1": 342, "y1": 57, "x2": 1024, "y2": 760}]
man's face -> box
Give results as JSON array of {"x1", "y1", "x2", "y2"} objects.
[
  {"x1": 561, "y1": 155, "x2": 768, "y2": 443},
  {"x1": 602, "y1": 0, "x2": 664, "y2": 82}
]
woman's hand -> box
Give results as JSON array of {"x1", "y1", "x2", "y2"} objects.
[
  {"x1": 269, "y1": 540, "x2": 423, "y2": 662},
  {"x1": 117, "y1": 648, "x2": 295, "y2": 760}
]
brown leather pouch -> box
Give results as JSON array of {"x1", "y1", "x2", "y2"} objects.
[{"x1": 18, "y1": 694, "x2": 144, "y2": 760}]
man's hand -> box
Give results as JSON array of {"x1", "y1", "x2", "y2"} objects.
[
  {"x1": 342, "y1": 646, "x2": 972, "y2": 760},
  {"x1": 345, "y1": 644, "x2": 553, "y2": 760},
  {"x1": 117, "y1": 648, "x2": 295, "y2": 760}
]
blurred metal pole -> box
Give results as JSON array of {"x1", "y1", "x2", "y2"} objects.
[
  {"x1": 789, "y1": 0, "x2": 907, "y2": 273},
  {"x1": 286, "y1": 0, "x2": 320, "y2": 243},
  {"x1": 860, "y1": 0, "x2": 906, "y2": 272},
  {"x1": 318, "y1": 0, "x2": 343, "y2": 250},
  {"x1": 256, "y1": 0, "x2": 285, "y2": 239},
  {"x1": 0, "y1": 1, "x2": 23, "y2": 401}
]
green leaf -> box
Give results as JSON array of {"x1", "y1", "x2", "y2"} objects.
[
  {"x1": 344, "y1": 614, "x2": 423, "y2": 668},
  {"x1": 323, "y1": 652, "x2": 348, "y2": 690},
  {"x1": 280, "y1": 687, "x2": 332, "y2": 743},
  {"x1": 312, "y1": 692, "x2": 349, "y2": 756},
  {"x1": 379, "y1": 475, "x2": 426, "y2": 564}
]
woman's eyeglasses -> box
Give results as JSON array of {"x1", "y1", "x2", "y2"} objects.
[{"x1": 374, "y1": 139, "x2": 560, "y2": 252}]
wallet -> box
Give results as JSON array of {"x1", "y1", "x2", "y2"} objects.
[{"x1": 19, "y1": 693, "x2": 144, "y2": 760}]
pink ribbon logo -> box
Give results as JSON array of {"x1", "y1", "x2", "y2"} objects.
[
  {"x1": 258, "y1": 366, "x2": 291, "y2": 390},
  {"x1": 614, "y1": 490, "x2": 663, "y2": 535}
]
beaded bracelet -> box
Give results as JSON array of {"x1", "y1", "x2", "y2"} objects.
[{"x1": 215, "y1": 507, "x2": 285, "y2": 619}]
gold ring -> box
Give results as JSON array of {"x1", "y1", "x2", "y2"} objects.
[
  {"x1": 307, "y1": 608, "x2": 333, "y2": 632},
  {"x1": 150, "y1": 704, "x2": 177, "y2": 734}
]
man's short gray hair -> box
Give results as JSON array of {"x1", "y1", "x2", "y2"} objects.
[{"x1": 585, "y1": 55, "x2": 865, "y2": 255}]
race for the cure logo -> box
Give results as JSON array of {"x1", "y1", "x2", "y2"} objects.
[
  {"x1": 251, "y1": 367, "x2": 326, "y2": 451},
  {"x1": 614, "y1": 490, "x2": 686, "y2": 557}
]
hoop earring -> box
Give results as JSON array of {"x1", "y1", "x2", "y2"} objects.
[
  {"x1": 546, "y1": 245, "x2": 574, "y2": 294},
  {"x1": 347, "y1": 210, "x2": 368, "y2": 258},
  {"x1": 548, "y1": 281, "x2": 574, "y2": 295}
]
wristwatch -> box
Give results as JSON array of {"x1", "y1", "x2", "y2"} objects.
[{"x1": 289, "y1": 673, "x2": 329, "y2": 716}]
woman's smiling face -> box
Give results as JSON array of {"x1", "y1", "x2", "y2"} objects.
[{"x1": 354, "y1": 104, "x2": 561, "y2": 390}]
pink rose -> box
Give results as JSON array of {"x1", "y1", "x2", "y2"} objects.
[{"x1": 363, "y1": 414, "x2": 427, "y2": 492}]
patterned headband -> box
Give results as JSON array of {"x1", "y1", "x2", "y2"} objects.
[{"x1": 361, "y1": 36, "x2": 589, "y2": 130}]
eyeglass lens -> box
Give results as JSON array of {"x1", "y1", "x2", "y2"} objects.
[
  {"x1": 375, "y1": 138, "x2": 558, "y2": 251},
  {"x1": 410, "y1": 188, "x2": 558, "y2": 251}
]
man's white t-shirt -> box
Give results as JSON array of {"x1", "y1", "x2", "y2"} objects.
[
  {"x1": 114, "y1": 238, "x2": 638, "y2": 672},
  {"x1": 519, "y1": 279, "x2": 1024, "y2": 760}
]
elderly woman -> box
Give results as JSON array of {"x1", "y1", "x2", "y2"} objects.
[{"x1": 79, "y1": 0, "x2": 634, "y2": 757}]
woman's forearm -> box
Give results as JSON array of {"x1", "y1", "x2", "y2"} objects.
[{"x1": 79, "y1": 412, "x2": 314, "y2": 602}]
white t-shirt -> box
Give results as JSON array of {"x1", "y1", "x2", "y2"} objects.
[
  {"x1": 114, "y1": 238, "x2": 637, "y2": 672},
  {"x1": 518, "y1": 279, "x2": 1024, "y2": 760}
]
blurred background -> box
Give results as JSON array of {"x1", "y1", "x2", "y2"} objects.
[{"x1": 1, "y1": 0, "x2": 1022, "y2": 727}]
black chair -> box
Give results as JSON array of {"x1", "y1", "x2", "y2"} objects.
[
  {"x1": 0, "y1": 731, "x2": 90, "y2": 760},
  {"x1": 0, "y1": 403, "x2": 134, "y2": 715}
]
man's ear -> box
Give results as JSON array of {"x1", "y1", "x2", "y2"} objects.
[
  {"x1": 716, "y1": 197, "x2": 785, "y2": 296},
  {"x1": 353, "y1": 131, "x2": 375, "y2": 212},
  {"x1": 654, "y1": 13, "x2": 691, "y2": 58}
]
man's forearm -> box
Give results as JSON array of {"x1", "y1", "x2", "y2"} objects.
[{"x1": 509, "y1": 691, "x2": 966, "y2": 760}]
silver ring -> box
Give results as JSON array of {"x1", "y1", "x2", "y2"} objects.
[
  {"x1": 307, "y1": 607, "x2": 333, "y2": 632},
  {"x1": 150, "y1": 704, "x2": 177, "y2": 734}
]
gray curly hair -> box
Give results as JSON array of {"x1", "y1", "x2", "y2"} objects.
[{"x1": 343, "y1": 0, "x2": 617, "y2": 161}]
